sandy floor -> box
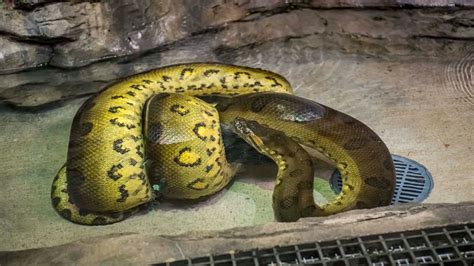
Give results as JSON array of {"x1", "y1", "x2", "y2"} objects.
[{"x1": 0, "y1": 44, "x2": 473, "y2": 251}]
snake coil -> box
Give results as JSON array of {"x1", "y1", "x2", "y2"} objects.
[{"x1": 51, "y1": 63, "x2": 396, "y2": 225}]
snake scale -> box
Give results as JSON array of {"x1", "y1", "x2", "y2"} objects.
[{"x1": 51, "y1": 63, "x2": 396, "y2": 225}]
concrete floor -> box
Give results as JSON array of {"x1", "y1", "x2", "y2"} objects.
[{"x1": 0, "y1": 45, "x2": 473, "y2": 251}]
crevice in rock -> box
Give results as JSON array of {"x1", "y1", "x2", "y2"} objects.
[
  {"x1": 0, "y1": 93, "x2": 91, "y2": 113},
  {"x1": 414, "y1": 34, "x2": 474, "y2": 41}
]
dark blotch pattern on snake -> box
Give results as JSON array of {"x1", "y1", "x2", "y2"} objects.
[{"x1": 51, "y1": 63, "x2": 395, "y2": 225}]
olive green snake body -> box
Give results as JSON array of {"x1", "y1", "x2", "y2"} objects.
[{"x1": 51, "y1": 63, "x2": 396, "y2": 225}]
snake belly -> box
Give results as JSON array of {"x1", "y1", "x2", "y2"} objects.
[
  {"x1": 216, "y1": 92, "x2": 396, "y2": 219},
  {"x1": 51, "y1": 63, "x2": 291, "y2": 225}
]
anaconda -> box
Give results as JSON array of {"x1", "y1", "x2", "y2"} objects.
[{"x1": 51, "y1": 63, "x2": 396, "y2": 225}]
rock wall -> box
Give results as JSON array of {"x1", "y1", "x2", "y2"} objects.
[{"x1": 0, "y1": 0, "x2": 473, "y2": 107}]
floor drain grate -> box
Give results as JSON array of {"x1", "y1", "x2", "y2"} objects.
[
  {"x1": 154, "y1": 224, "x2": 474, "y2": 265},
  {"x1": 330, "y1": 154, "x2": 434, "y2": 204}
]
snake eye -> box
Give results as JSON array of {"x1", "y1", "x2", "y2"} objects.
[
  {"x1": 248, "y1": 120, "x2": 259, "y2": 128},
  {"x1": 232, "y1": 118, "x2": 246, "y2": 132},
  {"x1": 237, "y1": 123, "x2": 251, "y2": 135}
]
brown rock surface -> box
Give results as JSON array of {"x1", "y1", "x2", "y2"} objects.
[
  {"x1": 0, "y1": 1, "x2": 473, "y2": 107},
  {"x1": 0, "y1": 36, "x2": 51, "y2": 73}
]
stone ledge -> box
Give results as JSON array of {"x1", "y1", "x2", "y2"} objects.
[{"x1": 1, "y1": 202, "x2": 472, "y2": 265}]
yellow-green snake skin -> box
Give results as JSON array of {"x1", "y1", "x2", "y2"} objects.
[{"x1": 51, "y1": 63, "x2": 396, "y2": 225}]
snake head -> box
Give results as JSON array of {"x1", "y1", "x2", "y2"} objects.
[
  {"x1": 230, "y1": 117, "x2": 268, "y2": 154},
  {"x1": 231, "y1": 117, "x2": 252, "y2": 135}
]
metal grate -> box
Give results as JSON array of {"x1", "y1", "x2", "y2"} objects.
[
  {"x1": 330, "y1": 154, "x2": 434, "y2": 204},
  {"x1": 154, "y1": 224, "x2": 474, "y2": 265}
]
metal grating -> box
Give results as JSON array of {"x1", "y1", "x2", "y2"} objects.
[
  {"x1": 154, "y1": 224, "x2": 474, "y2": 265},
  {"x1": 330, "y1": 154, "x2": 434, "y2": 204}
]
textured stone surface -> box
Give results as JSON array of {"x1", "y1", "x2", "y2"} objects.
[
  {"x1": 0, "y1": 1, "x2": 473, "y2": 107},
  {"x1": 219, "y1": 9, "x2": 327, "y2": 47},
  {"x1": 1, "y1": 202, "x2": 473, "y2": 265},
  {"x1": 309, "y1": 0, "x2": 474, "y2": 7},
  {"x1": 0, "y1": 3, "x2": 81, "y2": 40},
  {"x1": 0, "y1": 36, "x2": 51, "y2": 73}
]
